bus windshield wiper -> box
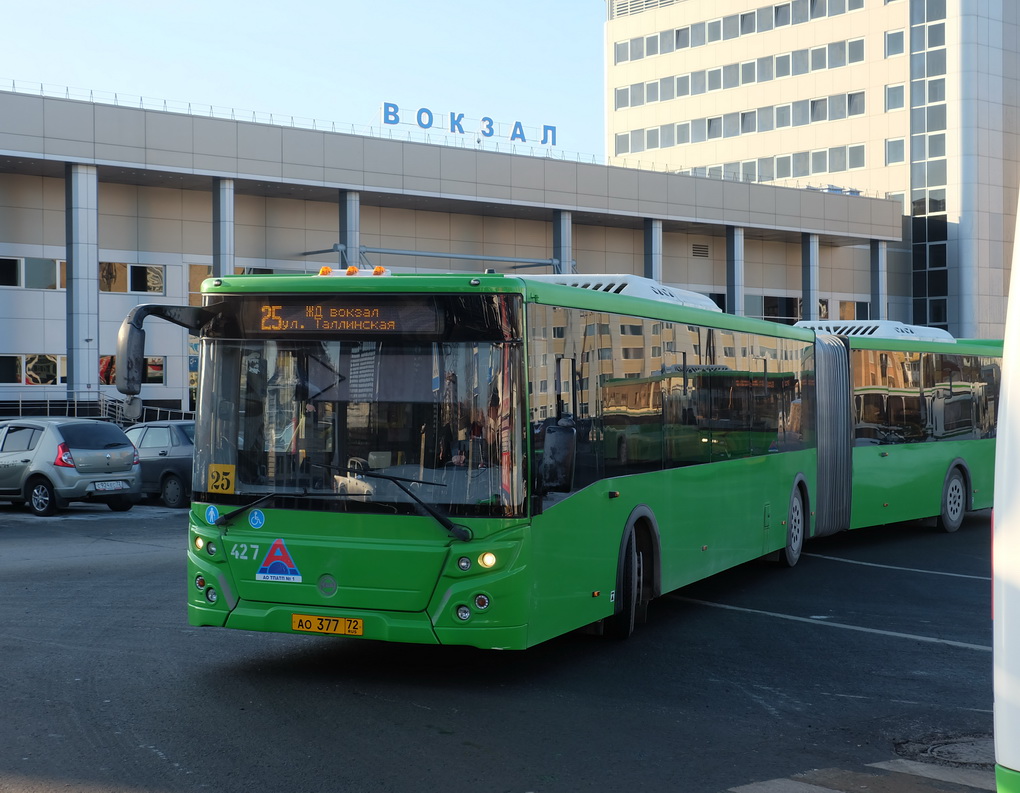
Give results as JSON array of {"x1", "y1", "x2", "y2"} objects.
[
  {"x1": 215, "y1": 492, "x2": 277, "y2": 526},
  {"x1": 312, "y1": 464, "x2": 471, "y2": 542}
]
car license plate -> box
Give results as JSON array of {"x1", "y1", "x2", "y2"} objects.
[
  {"x1": 292, "y1": 614, "x2": 363, "y2": 636},
  {"x1": 95, "y1": 481, "x2": 126, "y2": 491}
]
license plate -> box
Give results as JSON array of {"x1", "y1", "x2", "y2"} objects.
[
  {"x1": 292, "y1": 614, "x2": 364, "y2": 636},
  {"x1": 95, "y1": 481, "x2": 126, "y2": 491}
]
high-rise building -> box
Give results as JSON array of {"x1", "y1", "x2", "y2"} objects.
[{"x1": 605, "y1": 0, "x2": 1018, "y2": 337}]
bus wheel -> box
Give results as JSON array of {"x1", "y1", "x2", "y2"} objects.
[
  {"x1": 605, "y1": 532, "x2": 638, "y2": 639},
  {"x1": 780, "y1": 487, "x2": 805, "y2": 567},
  {"x1": 937, "y1": 468, "x2": 966, "y2": 533}
]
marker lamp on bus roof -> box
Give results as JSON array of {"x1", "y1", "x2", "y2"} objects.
[{"x1": 478, "y1": 552, "x2": 497, "y2": 569}]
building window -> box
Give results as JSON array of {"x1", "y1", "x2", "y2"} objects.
[
  {"x1": 98, "y1": 356, "x2": 165, "y2": 385},
  {"x1": 885, "y1": 30, "x2": 905, "y2": 57},
  {"x1": 792, "y1": 49, "x2": 810, "y2": 75},
  {"x1": 99, "y1": 263, "x2": 165, "y2": 294},
  {"x1": 848, "y1": 38, "x2": 865, "y2": 63},
  {"x1": 886, "y1": 138, "x2": 906, "y2": 164},
  {"x1": 0, "y1": 258, "x2": 65, "y2": 289},
  {"x1": 775, "y1": 54, "x2": 792, "y2": 78},
  {"x1": 828, "y1": 40, "x2": 846, "y2": 68},
  {"x1": 885, "y1": 84, "x2": 905, "y2": 111},
  {"x1": 848, "y1": 91, "x2": 866, "y2": 115},
  {"x1": 0, "y1": 354, "x2": 67, "y2": 385},
  {"x1": 848, "y1": 144, "x2": 866, "y2": 168},
  {"x1": 615, "y1": 87, "x2": 629, "y2": 110},
  {"x1": 775, "y1": 3, "x2": 791, "y2": 26}
]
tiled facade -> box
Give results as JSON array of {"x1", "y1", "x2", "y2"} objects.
[
  {"x1": 605, "y1": 0, "x2": 1019, "y2": 338},
  {"x1": 0, "y1": 89, "x2": 900, "y2": 413}
]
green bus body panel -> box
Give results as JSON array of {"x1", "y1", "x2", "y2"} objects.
[
  {"x1": 850, "y1": 439, "x2": 995, "y2": 529},
  {"x1": 998, "y1": 765, "x2": 1020, "y2": 793},
  {"x1": 188, "y1": 505, "x2": 535, "y2": 649},
  {"x1": 526, "y1": 450, "x2": 815, "y2": 647}
]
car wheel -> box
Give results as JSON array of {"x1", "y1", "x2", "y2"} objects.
[
  {"x1": 160, "y1": 474, "x2": 188, "y2": 509},
  {"x1": 107, "y1": 496, "x2": 134, "y2": 512},
  {"x1": 27, "y1": 478, "x2": 61, "y2": 517}
]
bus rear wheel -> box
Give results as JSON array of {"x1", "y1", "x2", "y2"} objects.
[
  {"x1": 779, "y1": 487, "x2": 805, "y2": 567},
  {"x1": 605, "y1": 532, "x2": 639, "y2": 639},
  {"x1": 937, "y1": 468, "x2": 966, "y2": 533}
]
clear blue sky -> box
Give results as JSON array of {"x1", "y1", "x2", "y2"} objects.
[{"x1": 3, "y1": 0, "x2": 607, "y2": 158}]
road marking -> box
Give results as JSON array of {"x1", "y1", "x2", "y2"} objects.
[
  {"x1": 868, "y1": 759, "x2": 995, "y2": 790},
  {"x1": 803, "y1": 553, "x2": 991, "y2": 581},
  {"x1": 729, "y1": 780, "x2": 836, "y2": 792},
  {"x1": 674, "y1": 597, "x2": 992, "y2": 652}
]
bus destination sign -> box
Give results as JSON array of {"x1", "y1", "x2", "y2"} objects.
[{"x1": 258, "y1": 301, "x2": 440, "y2": 335}]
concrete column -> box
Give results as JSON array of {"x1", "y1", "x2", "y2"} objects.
[
  {"x1": 801, "y1": 233, "x2": 820, "y2": 321},
  {"x1": 339, "y1": 190, "x2": 360, "y2": 268},
  {"x1": 212, "y1": 178, "x2": 235, "y2": 277},
  {"x1": 643, "y1": 218, "x2": 663, "y2": 282},
  {"x1": 726, "y1": 226, "x2": 745, "y2": 316},
  {"x1": 64, "y1": 163, "x2": 100, "y2": 400},
  {"x1": 870, "y1": 239, "x2": 888, "y2": 320},
  {"x1": 553, "y1": 210, "x2": 572, "y2": 274}
]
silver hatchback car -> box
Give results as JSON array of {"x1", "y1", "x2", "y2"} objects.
[{"x1": 0, "y1": 417, "x2": 141, "y2": 516}]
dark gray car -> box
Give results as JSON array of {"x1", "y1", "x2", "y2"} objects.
[
  {"x1": 0, "y1": 417, "x2": 141, "y2": 515},
  {"x1": 124, "y1": 421, "x2": 195, "y2": 508}
]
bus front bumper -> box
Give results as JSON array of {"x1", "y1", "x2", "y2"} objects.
[{"x1": 188, "y1": 600, "x2": 528, "y2": 649}]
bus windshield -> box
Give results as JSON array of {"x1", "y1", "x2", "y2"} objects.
[{"x1": 193, "y1": 335, "x2": 526, "y2": 519}]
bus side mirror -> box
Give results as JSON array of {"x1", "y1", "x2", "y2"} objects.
[
  {"x1": 115, "y1": 316, "x2": 146, "y2": 396},
  {"x1": 539, "y1": 424, "x2": 576, "y2": 493}
]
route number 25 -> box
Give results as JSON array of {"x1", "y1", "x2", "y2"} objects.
[{"x1": 208, "y1": 464, "x2": 236, "y2": 494}]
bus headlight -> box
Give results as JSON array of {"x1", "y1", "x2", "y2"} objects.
[
  {"x1": 474, "y1": 594, "x2": 490, "y2": 610},
  {"x1": 194, "y1": 536, "x2": 205, "y2": 551},
  {"x1": 206, "y1": 541, "x2": 218, "y2": 556},
  {"x1": 205, "y1": 588, "x2": 218, "y2": 604},
  {"x1": 457, "y1": 556, "x2": 472, "y2": 571},
  {"x1": 456, "y1": 605, "x2": 471, "y2": 621},
  {"x1": 195, "y1": 574, "x2": 206, "y2": 590},
  {"x1": 478, "y1": 552, "x2": 497, "y2": 568}
]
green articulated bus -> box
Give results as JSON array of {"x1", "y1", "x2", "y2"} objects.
[{"x1": 116, "y1": 271, "x2": 1001, "y2": 650}]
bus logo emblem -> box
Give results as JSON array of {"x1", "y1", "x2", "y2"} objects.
[{"x1": 256, "y1": 539, "x2": 302, "y2": 582}]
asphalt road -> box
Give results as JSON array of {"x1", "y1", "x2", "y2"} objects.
[{"x1": 0, "y1": 502, "x2": 994, "y2": 793}]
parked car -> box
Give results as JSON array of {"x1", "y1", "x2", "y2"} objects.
[
  {"x1": 0, "y1": 417, "x2": 141, "y2": 516},
  {"x1": 124, "y1": 420, "x2": 195, "y2": 508}
]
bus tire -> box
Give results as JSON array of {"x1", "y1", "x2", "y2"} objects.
[
  {"x1": 937, "y1": 468, "x2": 967, "y2": 533},
  {"x1": 779, "y1": 486, "x2": 805, "y2": 567},
  {"x1": 605, "y1": 531, "x2": 638, "y2": 640}
]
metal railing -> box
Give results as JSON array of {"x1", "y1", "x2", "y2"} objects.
[{"x1": 0, "y1": 392, "x2": 193, "y2": 426}]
